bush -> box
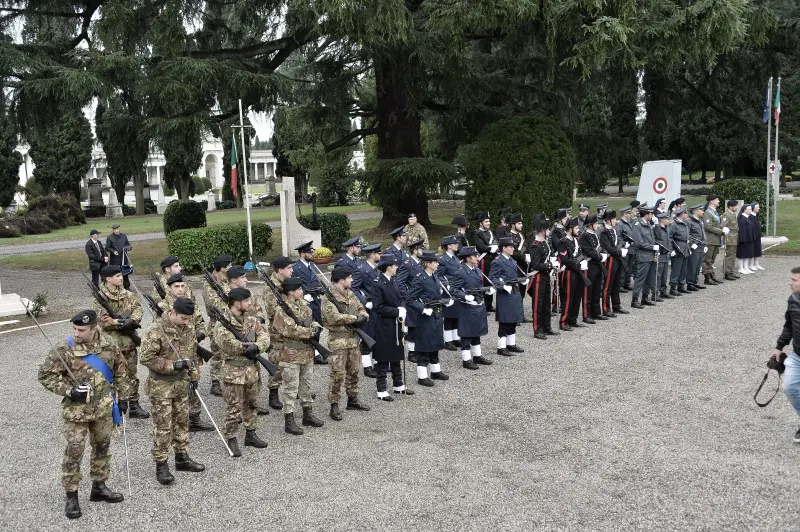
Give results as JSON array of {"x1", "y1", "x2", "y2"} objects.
[
  {"x1": 686, "y1": 186, "x2": 714, "y2": 197},
  {"x1": 313, "y1": 160, "x2": 355, "y2": 207},
  {"x1": 162, "y1": 182, "x2": 175, "y2": 197},
  {"x1": 0, "y1": 220, "x2": 21, "y2": 238},
  {"x1": 461, "y1": 116, "x2": 577, "y2": 223},
  {"x1": 199, "y1": 200, "x2": 208, "y2": 211},
  {"x1": 122, "y1": 205, "x2": 136, "y2": 216},
  {"x1": 79, "y1": 186, "x2": 88, "y2": 202},
  {"x1": 83, "y1": 205, "x2": 106, "y2": 218},
  {"x1": 217, "y1": 200, "x2": 236, "y2": 210},
  {"x1": 144, "y1": 198, "x2": 157, "y2": 214},
  {"x1": 28, "y1": 193, "x2": 85, "y2": 225},
  {"x1": 17, "y1": 216, "x2": 52, "y2": 235},
  {"x1": 191, "y1": 175, "x2": 207, "y2": 196},
  {"x1": 298, "y1": 212, "x2": 351, "y2": 252},
  {"x1": 167, "y1": 223, "x2": 273, "y2": 273},
  {"x1": 712, "y1": 178, "x2": 767, "y2": 228},
  {"x1": 162, "y1": 199, "x2": 207, "y2": 235},
  {"x1": 201, "y1": 177, "x2": 212, "y2": 191}
]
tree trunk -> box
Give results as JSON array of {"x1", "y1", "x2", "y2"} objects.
[
  {"x1": 714, "y1": 166, "x2": 721, "y2": 181},
  {"x1": 176, "y1": 174, "x2": 191, "y2": 199},
  {"x1": 114, "y1": 180, "x2": 125, "y2": 204},
  {"x1": 134, "y1": 170, "x2": 146, "y2": 215},
  {"x1": 375, "y1": 58, "x2": 427, "y2": 229},
  {"x1": 618, "y1": 174, "x2": 624, "y2": 193},
  {"x1": 701, "y1": 168, "x2": 707, "y2": 181}
]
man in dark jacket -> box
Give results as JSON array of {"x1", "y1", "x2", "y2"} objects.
[
  {"x1": 105, "y1": 224, "x2": 132, "y2": 289},
  {"x1": 774, "y1": 267, "x2": 800, "y2": 441},
  {"x1": 85, "y1": 229, "x2": 108, "y2": 287}
]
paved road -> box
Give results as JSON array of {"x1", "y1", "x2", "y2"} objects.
[
  {"x1": 0, "y1": 211, "x2": 384, "y2": 257},
  {"x1": 1, "y1": 258, "x2": 799, "y2": 530}
]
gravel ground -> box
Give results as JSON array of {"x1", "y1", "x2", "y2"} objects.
[{"x1": 1, "y1": 257, "x2": 799, "y2": 530}]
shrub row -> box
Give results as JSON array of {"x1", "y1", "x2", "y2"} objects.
[
  {"x1": 167, "y1": 223, "x2": 273, "y2": 273},
  {"x1": 298, "y1": 213, "x2": 351, "y2": 251}
]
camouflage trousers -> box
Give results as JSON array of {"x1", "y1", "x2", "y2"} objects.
[
  {"x1": 150, "y1": 395, "x2": 189, "y2": 462},
  {"x1": 224, "y1": 381, "x2": 260, "y2": 438},
  {"x1": 188, "y1": 382, "x2": 201, "y2": 416},
  {"x1": 62, "y1": 417, "x2": 113, "y2": 492},
  {"x1": 122, "y1": 346, "x2": 140, "y2": 401},
  {"x1": 327, "y1": 348, "x2": 360, "y2": 404},
  {"x1": 266, "y1": 345, "x2": 283, "y2": 390},
  {"x1": 208, "y1": 342, "x2": 223, "y2": 381},
  {"x1": 280, "y1": 361, "x2": 313, "y2": 415}
]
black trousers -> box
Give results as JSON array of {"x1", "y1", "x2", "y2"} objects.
[
  {"x1": 90, "y1": 269, "x2": 100, "y2": 288},
  {"x1": 416, "y1": 351, "x2": 440, "y2": 366},
  {"x1": 443, "y1": 317, "x2": 458, "y2": 332},
  {"x1": 582, "y1": 266, "x2": 603, "y2": 319},
  {"x1": 459, "y1": 337, "x2": 480, "y2": 350},
  {"x1": 560, "y1": 270, "x2": 582, "y2": 326},
  {"x1": 529, "y1": 273, "x2": 552, "y2": 333},
  {"x1": 498, "y1": 322, "x2": 517, "y2": 337},
  {"x1": 122, "y1": 274, "x2": 130, "y2": 290},
  {"x1": 603, "y1": 256, "x2": 622, "y2": 313},
  {"x1": 375, "y1": 361, "x2": 403, "y2": 392}
]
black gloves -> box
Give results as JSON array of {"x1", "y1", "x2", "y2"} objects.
[
  {"x1": 118, "y1": 399, "x2": 128, "y2": 414},
  {"x1": 119, "y1": 319, "x2": 139, "y2": 331},
  {"x1": 353, "y1": 315, "x2": 368, "y2": 327},
  {"x1": 242, "y1": 344, "x2": 259, "y2": 360},
  {"x1": 195, "y1": 331, "x2": 206, "y2": 342},
  {"x1": 69, "y1": 384, "x2": 90, "y2": 402},
  {"x1": 312, "y1": 326, "x2": 323, "y2": 341},
  {"x1": 173, "y1": 359, "x2": 194, "y2": 371}
]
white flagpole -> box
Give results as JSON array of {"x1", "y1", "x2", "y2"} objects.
[
  {"x1": 773, "y1": 77, "x2": 781, "y2": 237},
  {"x1": 238, "y1": 99, "x2": 254, "y2": 262},
  {"x1": 766, "y1": 76, "x2": 773, "y2": 236}
]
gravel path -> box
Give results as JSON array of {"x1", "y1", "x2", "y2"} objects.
[{"x1": 1, "y1": 257, "x2": 798, "y2": 530}]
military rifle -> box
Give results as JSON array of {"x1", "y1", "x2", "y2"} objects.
[
  {"x1": 201, "y1": 265, "x2": 229, "y2": 305},
  {"x1": 82, "y1": 273, "x2": 141, "y2": 347},
  {"x1": 207, "y1": 306, "x2": 279, "y2": 376},
  {"x1": 149, "y1": 264, "x2": 166, "y2": 299},
  {"x1": 140, "y1": 292, "x2": 214, "y2": 363}
]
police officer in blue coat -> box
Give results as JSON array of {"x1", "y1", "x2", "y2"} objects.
[
  {"x1": 450, "y1": 246, "x2": 492, "y2": 370},
  {"x1": 489, "y1": 237, "x2": 526, "y2": 356},
  {"x1": 292, "y1": 241, "x2": 326, "y2": 364},
  {"x1": 631, "y1": 206, "x2": 658, "y2": 309},
  {"x1": 357, "y1": 242, "x2": 382, "y2": 378},
  {"x1": 337, "y1": 236, "x2": 364, "y2": 304},
  {"x1": 437, "y1": 235, "x2": 462, "y2": 351},
  {"x1": 398, "y1": 239, "x2": 425, "y2": 363},
  {"x1": 406, "y1": 251, "x2": 450, "y2": 387}
]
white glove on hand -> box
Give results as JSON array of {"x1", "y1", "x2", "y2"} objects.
[
  {"x1": 601, "y1": 253, "x2": 608, "y2": 262},
  {"x1": 303, "y1": 294, "x2": 314, "y2": 303},
  {"x1": 523, "y1": 279, "x2": 530, "y2": 290},
  {"x1": 549, "y1": 256, "x2": 558, "y2": 265},
  {"x1": 691, "y1": 244, "x2": 698, "y2": 250},
  {"x1": 444, "y1": 299, "x2": 454, "y2": 307},
  {"x1": 625, "y1": 242, "x2": 630, "y2": 248},
  {"x1": 722, "y1": 227, "x2": 730, "y2": 234},
  {"x1": 365, "y1": 301, "x2": 373, "y2": 310},
  {"x1": 397, "y1": 307, "x2": 406, "y2": 320},
  {"x1": 489, "y1": 245, "x2": 498, "y2": 253},
  {"x1": 559, "y1": 265, "x2": 566, "y2": 273},
  {"x1": 422, "y1": 308, "x2": 434, "y2": 317},
  {"x1": 487, "y1": 287, "x2": 496, "y2": 296},
  {"x1": 652, "y1": 245, "x2": 659, "y2": 251},
  {"x1": 503, "y1": 285, "x2": 512, "y2": 294},
  {"x1": 465, "y1": 295, "x2": 475, "y2": 302},
  {"x1": 670, "y1": 251, "x2": 676, "y2": 257},
  {"x1": 525, "y1": 253, "x2": 531, "y2": 264},
  {"x1": 580, "y1": 259, "x2": 588, "y2": 271},
  {"x1": 703, "y1": 246, "x2": 708, "y2": 253},
  {"x1": 621, "y1": 248, "x2": 629, "y2": 257}
]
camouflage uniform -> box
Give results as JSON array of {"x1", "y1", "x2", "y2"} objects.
[
  {"x1": 262, "y1": 273, "x2": 286, "y2": 390},
  {"x1": 139, "y1": 313, "x2": 196, "y2": 462},
  {"x1": 273, "y1": 298, "x2": 318, "y2": 415},
  {"x1": 321, "y1": 287, "x2": 367, "y2": 403},
  {"x1": 38, "y1": 331, "x2": 129, "y2": 492},
  {"x1": 211, "y1": 309, "x2": 270, "y2": 438},
  {"x1": 203, "y1": 274, "x2": 229, "y2": 382},
  {"x1": 404, "y1": 222, "x2": 429, "y2": 249},
  {"x1": 95, "y1": 283, "x2": 142, "y2": 401},
  {"x1": 153, "y1": 273, "x2": 195, "y2": 301}
]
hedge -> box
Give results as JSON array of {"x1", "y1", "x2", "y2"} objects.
[
  {"x1": 298, "y1": 212, "x2": 351, "y2": 251},
  {"x1": 163, "y1": 199, "x2": 207, "y2": 235},
  {"x1": 167, "y1": 223, "x2": 273, "y2": 273},
  {"x1": 711, "y1": 178, "x2": 767, "y2": 228}
]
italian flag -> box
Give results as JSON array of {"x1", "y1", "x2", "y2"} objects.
[
  {"x1": 230, "y1": 136, "x2": 239, "y2": 198},
  {"x1": 775, "y1": 84, "x2": 781, "y2": 124}
]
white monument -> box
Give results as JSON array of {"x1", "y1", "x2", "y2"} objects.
[
  {"x1": 637, "y1": 160, "x2": 682, "y2": 208},
  {"x1": 0, "y1": 281, "x2": 29, "y2": 318},
  {"x1": 280, "y1": 176, "x2": 321, "y2": 257}
]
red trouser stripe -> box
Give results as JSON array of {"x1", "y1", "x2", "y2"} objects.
[
  {"x1": 561, "y1": 272, "x2": 571, "y2": 326},
  {"x1": 480, "y1": 258, "x2": 486, "y2": 285},
  {"x1": 583, "y1": 285, "x2": 589, "y2": 319},
  {"x1": 532, "y1": 275, "x2": 540, "y2": 333},
  {"x1": 603, "y1": 257, "x2": 613, "y2": 312}
]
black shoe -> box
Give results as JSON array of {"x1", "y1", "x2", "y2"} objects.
[
  {"x1": 711, "y1": 274, "x2": 723, "y2": 283},
  {"x1": 156, "y1": 461, "x2": 174, "y2": 485},
  {"x1": 497, "y1": 348, "x2": 515, "y2": 356},
  {"x1": 631, "y1": 298, "x2": 644, "y2": 309},
  {"x1": 622, "y1": 284, "x2": 632, "y2": 291},
  {"x1": 642, "y1": 298, "x2": 655, "y2": 306},
  {"x1": 473, "y1": 355, "x2": 493, "y2": 365},
  {"x1": 660, "y1": 292, "x2": 674, "y2": 299},
  {"x1": 570, "y1": 321, "x2": 586, "y2": 327},
  {"x1": 128, "y1": 401, "x2": 150, "y2": 419},
  {"x1": 394, "y1": 388, "x2": 415, "y2": 395},
  {"x1": 189, "y1": 413, "x2": 214, "y2": 432},
  {"x1": 431, "y1": 371, "x2": 450, "y2": 380},
  {"x1": 725, "y1": 274, "x2": 737, "y2": 281},
  {"x1": 670, "y1": 288, "x2": 681, "y2": 296},
  {"x1": 696, "y1": 284, "x2": 707, "y2": 289},
  {"x1": 314, "y1": 354, "x2": 327, "y2": 365},
  {"x1": 65, "y1": 492, "x2": 81, "y2": 519},
  {"x1": 302, "y1": 407, "x2": 324, "y2": 427},
  {"x1": 559, "y1": 325, "x2": 572, "y2": 332},
  {"x1": 595, "y1": 315, "x2": 609, "y2": 320},
  {"x1": 677, "y1": 286, "x2": 690, "y2": 294},
  {"x1": 486, "y1": 306, "x2": 494, "y2": 313},
  {"x1": 347, "y1": 396, "x2": 371, "y2": 411},
  {"x1": 507, "y1": 345, "x2": 524, "y2": 353},
  {"x1": 210, "y1": 380, "x2": 223, "y2": 396},
  {"x1": 534, "y1": 332, "x2": 547, "y2": 340},
  {"x1": 363, "y1": 366, "x2": 377, "y2": 379},
  {"x1": 551, "y1": 306, "x2": 558, "y2": 313},
  {"x1": 175, "y1": 453, "x2": 205, "y2": 472},
  {"x1": 89, "y1": 482, "x2": 123, "y2": 503},
  {"x1": 583, "y1": 318, "x2": 596, "y2": 324},
  {"x1": 284, "y1": 413, "x2": 304, "y2": 435},
  {"x1": 462, "y1": 359, "x2": 479, "y2": 370},
  {"x1": 604, "y1": 312, "x2": 617, "y2": 318},
  {"x1": 407, "y1": 352, "x2": 417, "y2": 363},
  {"x1": 417, "y1": 377, "x2": 435, "y2": 387},
  {"x1": 652, "y1": 296, "x2": 663, "y2": 302},
  {"x1": 442, "y1": 341, "x2": 458, "y2": 351},
  {"x1": 794, "y1": 426, "x2": 800, "y2": 443},
  {"x1": 268, "y1": 389, "x2": 283, "y2": 410},
  {"x1": 228, "y1": 437, "x2": 242, "y2": 457},
  {"x1": 329, "y1": 403, "x2": 342, "y2": 420},
  {"x1": 687, "y1": 284, "x2": 699, "y2": 291},
  {"x1": 614, "y1": 308, "x2": 630, "y2": 314},
  {"x1": 378, "y1": 394, "x2": 395, "y2": 401},
  {"x1": 544, "y1": 329, "x2": 560, "y2": 335},
  {"x1": 244, "y1": 429, "x2": 268, "y2": 449}
]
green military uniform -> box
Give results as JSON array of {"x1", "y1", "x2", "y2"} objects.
[
  {"x1": 153, "y1": 273, "x2": 195, "y2": 302},
  {"x1": 404, "y1": 222, "x2": 429, "y2": 249},
  {"x1": 720, "y1": 208, "x2": 739, "y2": 277},
  {"x1": 38, "y1": 329, "x2": 129, "y2": 493},
  {"x1": 273, "y1": 298, "x2": 318, "y2": 416},
  {"x1": 95, "y1": 283, "x2": 142, "y2": 401},
  {"x1": 322, "y1": 286, "x2": 367, "y2": 405},
  {"x1": 702, "y1": 208, "x2": 724, "y2": 277},
  {"x1": 203, "y1": 273, "x2": 229, "y2": 384},
  {"x1": 263, "y1": 272, "x2": 286, "y2": 391}
]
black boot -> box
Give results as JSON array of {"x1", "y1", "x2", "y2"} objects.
[
  {"x1": 431, "y1": 370, "x2": 450, "y2": 380},
  {"x1": 347, "y1": 396, "x2": 371, "y2": 411},
  {"x1": 244, "y1": 429, "x2": 268, "y2": 449},
  {"x1": 228, "y1": 437, "x2": 242, "y2": 457},
  {"x1": 89, "y1": 482, "x2": 124, "y2": 503},
  {"x1": 670, "y1": 287, "x2": 680, "y2": 296},
  {"x1": 660, "y1": 291, "x2": 674, "y2": 299},
  {"x1": 189, "y1": 413, "x2": 214, "y2": 432},
  {"x1": 686, "y1": 284, "x2": 699, "y2": 291},
  {"x1": 725, "y1": 273, "x2": 737, "y2": 281},
  {"x1": 174, "y1": 453, "x2": 205, "y2": 472},
  {"x1": 65, "y1": 491, "x2": 81, "y2": 519},
  {"x1": 583, "y1": 317, "x2": 597, "y2": 324},
  {"x1": 407, "y1": 351, "x2": 417, "y2": 363},
  {"x1": 329, "y1": 403, "x2": 343, "y2": 420},
  {"x1": 156, "y1": 461, "x2": 174, "y2": 485},
  {"x1": 631, "y1": 297, "x2": 644, "y2": 309},
  {"x1": 507, "y1": 344, "x2": 525, "y2": 353},
  {"x1": 544, "y1": 328, "x2": 560, "y2": 335},
  {"x1": 284, "y1": 413, "x2": 304, "y2": 435},
  {"x1": 417, "y1": 377, "x2": 435, "y2": 386},
  {"x1": 363, "y1": 366, "x2": 377, "y2": 378},
  {"x1": 442, "y1": 341, "x2": 458, "y2": 351},
  {"x1": 473, "y1": 355, "x2": 493, "y2": 365},
  {"x1": 614, "y1": 308, "x2": 630, "y2": 314},
  {"x1": 642, "y1": 296, "x2": 656, "y2": 306},
  {"x1": 559, "y1": 324, "x2": 572, "y2": 331},
  {"x1": 314, "y1": 353, "x2": 328, "y2": 364},
  {"x1": 462, "y1": 359, "x2": 479, "y2": 369},
  {"x1": 677, "y1": 285, "x2": 690, "y2": 294},
  {"x1": 711, "y1": 273, "x2": 723, "y2": 284},
  {"x1": 497, "y1": 348, "x2": 515, "y2": 356},
  {"x1": 210, "y1": 380, "x2": 223, "y2": 396},
  {"x1": 302, "y1": 407, "x2": 325, "y2": 427},
  {"x1": 128, "y1": 401, "x2": 150, "y2": 419},
  {"x1": 268, "y1": 389, "x2": 283, "y2": 410}
]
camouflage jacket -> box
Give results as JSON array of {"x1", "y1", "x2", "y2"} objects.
[
  {"x1": 273, "y1": 298, "x2": 317, "y2": 364},
  {"x1": 322, "y1": 287, "x2": 367, "y2": 350},
  {"x1": 404, "y1": 223, "x2": 429, "y2": 249},
  {"x1": 152, "y1": 273, "x2": 195, "y2": 301},
  {"x1": 158, "y1": 293, "x2": 206, "y2": 335},
  {"x1": 211, "y1": 308, "x2": 270, "y2": 385},
  {"x1": 95, "y1": 283, "x2": 142, "y2": 350},
  {"x1": 720, "y1": 209, "x2": 739, "y2": 242},
  {"x1": 203, "y1": 274, "x2": 229, "y2": 320},
  {"x1": 263, "y1": 273, "x2": 287, "y2": 346},
  {"x1": 38, "y1": 330, "x2": 129, "y2": 423},
  {"x1": 139, "y1": 313, "x2": 196, "y2": 399}
]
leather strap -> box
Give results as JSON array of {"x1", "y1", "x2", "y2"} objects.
[{"x1": 754, "y1": 371, "x2": 781, "y2": 407}]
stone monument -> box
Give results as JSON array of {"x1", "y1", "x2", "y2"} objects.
[
  {"x1": 0, "y1": 280, "x2": 29, "y2": 318},
  {"x1": 105, "y1": 189, "x2": 123, "y2": 218},
  {"x1": 88, "y1": 178, "x2": 104, "y2": 207},
  {"x1": 280, "y1": 175, "x2": 321, "y2": 257},
  {"x1": 207, "y1": 190, "x2": 217, "y2": 212}
]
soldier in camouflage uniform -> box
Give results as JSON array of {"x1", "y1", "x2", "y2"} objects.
[
  {"x1": 152, "y1": 255, "x2": 194, "y2": 301},
  {"x1": 322, "y1": 265, "x2": 371, "y2": 421},
  {"x1": 158, "y1": 273, "x2": 213, "y2": 432},
  {"x1": 211, "y1": 287, "x2": 270, "y2": 456},
  {"x1": 404, "y1": 212, "x2": 429, "y2": 249},
  {"x1": 228, "y1": 265, "x2": 268, "y2": 322},
  {"x1": 38, "y1": 310, "x2": 129, "y2": 519},
  {"x1": 96, "y1": 265, "x2": 149, "y2": 419},
  {"x1": 203, "y1": 255, "x2": 233, "y2": 396},
  {"x1": 139, "y1": 297, "x2": 205, "y2": 485},
  {"x1": 273, "y1": 277, "x2": 325, "y2": 435},
  {"x1": 262, "y1": 256, "x2": 294, "y2": 410}
]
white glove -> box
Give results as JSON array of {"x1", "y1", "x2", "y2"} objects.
[
  {"x1": 422, "y1": 308, "x2": 433, "y2": 317},
  {"x1": 522, "y1": 279, "x2": 530, "y2": 290},
  {"x1": 691, "y1": 244, "x2": 698, "y2": 250},
  {"x1": 621, "y1": 248, "x2": 629, "y2": 257},
  {"x1": 525, "y1": 253, "x2": 531, "y2": 264},
  {"x1": 503, "y1": 285, "x2": 512, "y2": 294},
  {"x1": 303, "y1": 294, "x2": 314, "y2": 303},
  {"x1": 670, "y1": 251, "x2": 676, "y2": 257},
  {"x1": 722, "y1": 227, "x2": 730, "y2": 234},
  {"x1": 487, "y1": 287, "x2": 496, "y2": 296},
  {"x1": 601, "y1": 253, "x2": 608, "y2": 262},
  {"x1": 549, "y1": 256, "x2": 558, "y2": 266},
  {"x1": 444, "y1": 299, "x2": 454, "y2": 307},
  {"x1": 489, "y1": 245, "x2": 498, "y2": 253},
  {"x1": 397, "y1": 307, "x2": 406, "y2": 320},
  {"x1": 559, "y1": 265, "x2": 566, "y2": 273},
  {"x1": 580, "y1": 259, "x2": 588, "y2": 271},
  {"x1": 625, "y1": 242, "x2": 630, "y2": 248},
  {"x1": 365, "y1": 301, "x2": 373, "y2": 310},
  {"x1": 465, "y1": 295, "x2": 475, "y2": 302},
  {"x1": 703, "y1": 246, "x2": 708, "y2": 253},
  {"x1": 652, "y1": 245, "x2": 659, "y2": 251}
]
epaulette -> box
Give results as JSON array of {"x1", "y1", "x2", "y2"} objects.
[{"x1": 415, "y1": 272, "x2": 421, "y2": 276}]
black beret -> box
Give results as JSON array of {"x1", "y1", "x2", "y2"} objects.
[
  {"x1": 172, "y1": 297, "x2": 195, "y2": 315},
  {"x1": 100, "y1": 265, "x2": 121, "y2": 278},
  {"x1": 213, "y1": 255, "x2": 233, "y2": 269},
  {"x1": 271, "y1": 256, "x2": 294, "y2": 270},
  {"x1": 227, "y1": 266, "x2": 246, "y2": 279},
  {"x1": 227, "y1": 288, "x2": 251, "y2": 301},
  {"x1": 282, "y1": 277, "x2": 303, "y2": 291},
  {"x1": 727, "y1": 199, "x2": 739, "y2": 207},
  {"x1": 71, "y1": 310, "x2": 97, "y2": 326},
  {"x1": 160, "y1": 255, "x2": 179, "y2": 269},
  {"x1": 166, "y1": 273, "x2": 185, "y2": 285},
  {"x1": 706, "y1": 194, "x2": 720, "y2": 202},
  {"x1": 331, "y1": 265, "x2": 353, "y2": 282}
]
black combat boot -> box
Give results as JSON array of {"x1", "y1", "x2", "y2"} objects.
[
  {"x1": 174, "y1": 453, "x2": 205, "y2": 472},
  {"x1": 642, "y1": 296, "x2": 656, "y2": 306},
  {"x1": 210, "y1": 380, "x2": 223, "y2": 396},
  {"x1": 284, "y1": 413, "x2": 304, "y2": 435},
  {"x1": 347, "y1": 396, "x2": 371, "y2": 411},
  {"x1": 631, "y1": 297, "x2": 644, "y2": 309},
  {"x1": 660, "y1": 290, "x2": 674, "y2": 299},
  {"x1": 189, "y1": 413, "x2": 214, "y2": 432},
  {"x1": 329, "y1": 403, "x2": 342, "y2": 420},
  {"x1": 128, "y1": 401, "x2": 150, "y2": 419},
  {"x1": 244, "y1": 429, "x2": 268, "y2": 449},
  {"x1": 65, "y1": 491, "x2": 81, "y2": 519},
  {"x1": 677, "y1": 285, "x2": 690, "y2": 293},
  {"x1": 228, "y1": 437, "x2": 242, "y2": 457},
  {"x1": 256, "y1": 403, "x2": 270, "y2": 416},
  {"x1": 670, "y1": 286, "x2": 681, "y2": 296},
  {"x1": 711, "y1": 273, "x2": 724, "y2": 284},
  {"x1": 363, "y1": 366, "x2": 377, "y2": 378},
  {"x1": 89, "y1": 482, "x2": 124, "y2": 503},
  {"x1": 725, "y1": 273, "x2": 737, "y2": 281},
  {"x1": 686, "y1": 284, "x2": 699, "y2": 291},
  {"x1": 462, "y1": 359, "x2": 480, "y2": 369},
  {"x1": 268, "y1": 389, "x2": 283, "y2": 410},
  {"x1": 156, "y1": 461, "x2": 174, "y2": 485},
  {"x1": 302, "y1": 407, "x2": 325, "y2": 427}
]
